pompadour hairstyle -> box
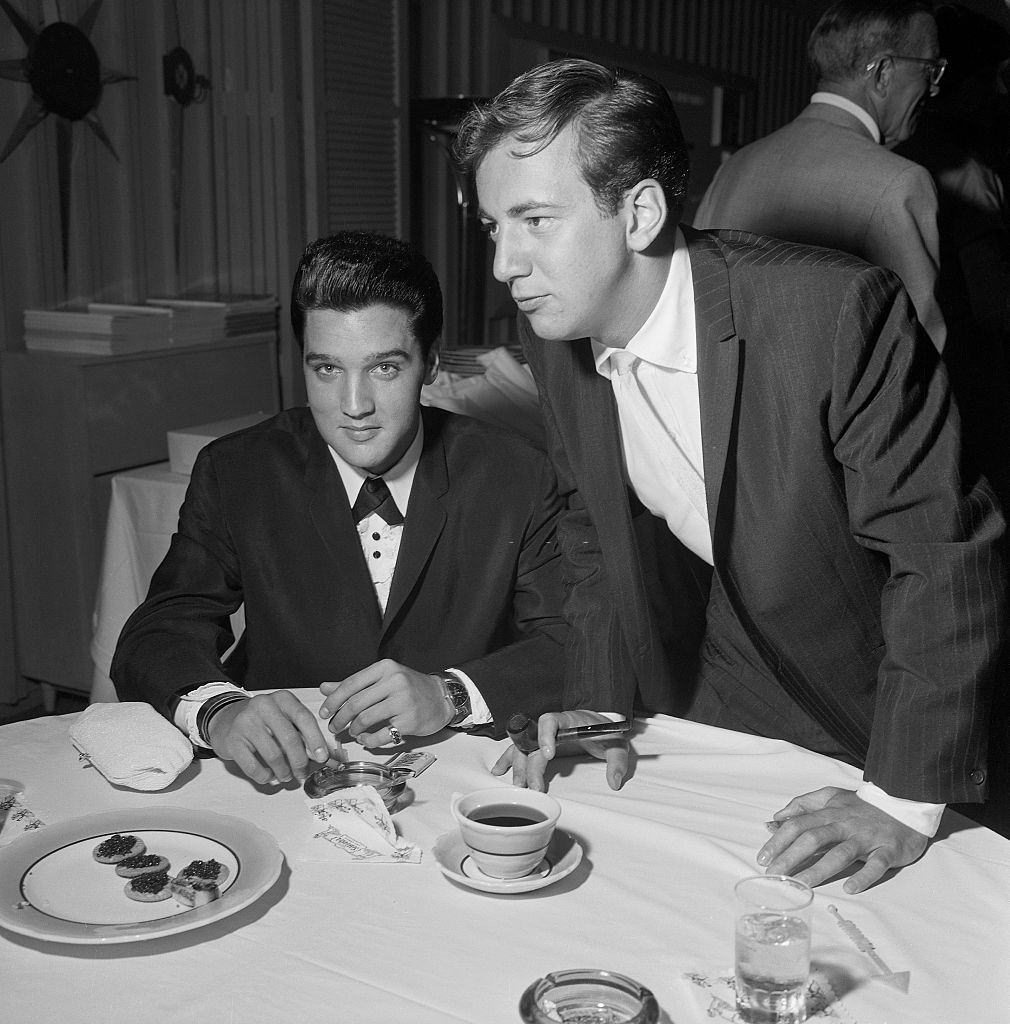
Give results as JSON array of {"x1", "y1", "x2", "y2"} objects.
[{"x1": 290, "y1": 231, "x2": 443, "y2": 356}]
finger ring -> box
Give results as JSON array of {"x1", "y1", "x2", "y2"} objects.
[{"x1": 388, "y1": 725, "x2": 402, "y2": 745}]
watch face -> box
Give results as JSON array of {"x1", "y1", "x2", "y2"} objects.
[{"x1": 444, "y1": 677, "x2": 470, "y2": 723}]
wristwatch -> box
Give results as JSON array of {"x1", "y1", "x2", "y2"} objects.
[{"x1": 437, "y1": 672, "x2": 471, "y2": 727}]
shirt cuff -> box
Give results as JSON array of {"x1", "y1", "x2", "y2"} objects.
[
  {"x1": 444, "y1": 668, "x2": 489, "y2": 729},
  {"x1": 857, "y1": 781, "x2": 945, "y2": 837},
  {"x1": 174, "y1": 682, "x2": 251, "y2": 748}
]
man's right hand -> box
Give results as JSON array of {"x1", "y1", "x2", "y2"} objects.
[
  {"x1": 492, "y1": 710, "x2": 629, "y2": 792},
  {"x1": 206, "y1": 690, "x2": 334, "y2": 785}
]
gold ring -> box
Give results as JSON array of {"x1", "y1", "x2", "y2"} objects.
[{"x1": 388, "y1": 725, "x2": 402, "y2": 745}]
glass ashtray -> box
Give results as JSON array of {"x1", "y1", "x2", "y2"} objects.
[
  {"x1": 302, "y1": 762, "x2": 411, "y2": 811},
  {"x1": 519, "y1": 968, "x2": 659, "y2": 1023}
]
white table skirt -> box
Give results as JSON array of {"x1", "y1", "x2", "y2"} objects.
[{"x1": 3, "y1": 692, "x2": 1008, "y2": 1024}]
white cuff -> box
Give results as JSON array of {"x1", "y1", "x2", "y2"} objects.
[
  {"x1": 857, "y1": 780, "x2": 945, "y2": 837},
  {"x1": 173, "y1": 682, "x2": 251, "y2": 748},
  {"x1": 444, "y1": 668, "x2": 490, "y2": 729}
]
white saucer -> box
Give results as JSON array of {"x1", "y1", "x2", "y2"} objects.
[{"x1": 433, "y1": 828, "x2": 583, "y2": 894}]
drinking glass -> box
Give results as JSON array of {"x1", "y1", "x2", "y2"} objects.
[{"x1": 734, "y1": 874, "x2": 813, "y2": 1024}]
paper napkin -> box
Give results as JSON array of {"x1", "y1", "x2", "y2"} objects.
[
  {"x1": 0, "y1": 789, "x2": 45, "y2": 846},
  {"x1": 682, "y1": 967, "x2": 862, "y2": 1023},
  {"x1": 68, "y1": 702, "x2": 194, "y2": 791},
  {"x1": 303, "y1": 785, "x2": 421, "y2": 863}
]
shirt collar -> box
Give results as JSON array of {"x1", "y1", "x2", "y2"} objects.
[
  {"x1": 810, "y1": 91, "x2": 881, "y2": 143},
  {"x1": 592, "y1": 227, "x2": 697, "y2": 377},
  {"x1": 329, "y1": 417, "x2": 423, "y2": 515}
]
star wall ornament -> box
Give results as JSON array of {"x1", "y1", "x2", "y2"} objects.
[
  {"x1": 0, "y1": 0, "x2": 133, "y2": 161},
  {"x1": 0, "y1": 0, "x2": 135, "y2": 277}
]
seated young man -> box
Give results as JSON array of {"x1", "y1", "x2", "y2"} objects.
[{"x1": 112, "y1": 231, "x2": 567, "y2": 785}]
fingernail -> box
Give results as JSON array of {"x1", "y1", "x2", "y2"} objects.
[
  {"x1": 757, "y1": 852, "x2": 770, "y2": 866},
  {"x1": 543, "y1": 746, "x2": 554, "y2": 759},
  {"x1": 612, "y1": 771, "x2": 625, "y2": 788},
  {"x1": 765, "y1": 820, "x2": 782, "y2": 832},
  {"x1": 313, "y1": 748, "x2": 328, "y2": 761}
]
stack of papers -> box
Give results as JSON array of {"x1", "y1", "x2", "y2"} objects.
[
  {"x1": 24, "y1": 305, "x2": 173, "y2": 355},
  {"x1": 146, "y1": 294, "x2": 277, "y2": 344},
  {"x1": 440, "y1": 344, "x2": 525, "y2": 376}
]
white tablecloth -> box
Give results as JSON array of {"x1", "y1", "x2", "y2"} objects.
[{"x1": 3, "y1": 693, "x2": 1008, "y2": 1024}]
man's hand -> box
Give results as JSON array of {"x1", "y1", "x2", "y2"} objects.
[
  {"x1": 206, "y1": 690, "x2": 333, "y2": 785},
  {"x1": 758, "y1": 787, "x2": 928, "y2": 894},
  {"x1": 318, "y1": 659, "x2": 451, "y2": 746},
  {"x1": 492, "y1": 710, "x2": 629, "y2": 792}
]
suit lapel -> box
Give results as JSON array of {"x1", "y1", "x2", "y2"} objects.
[
  {"x1": 305, "y1": 424, "x2": 382, "y2": 634},
  {"x1": 380, "y1": 410, "x2": 448, "y2": 635},
  {"x1": 683, "y1": 227, "x2": 740, "y2": 560}
]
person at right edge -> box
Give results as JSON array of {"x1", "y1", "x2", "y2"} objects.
[{"x1": 454, "y1": 56, "x2": 1006, "y2": 894}]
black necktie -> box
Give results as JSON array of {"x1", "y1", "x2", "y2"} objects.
[{"x1": 352, "y1": 476, "x2": 404, "y2": 526}]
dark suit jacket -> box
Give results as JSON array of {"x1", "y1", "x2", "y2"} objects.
[
  {"x1": 112, "y1": 406, "x2": 567, "y2": 736},
  {"x1": 520, "y1": 227, "x2": 1006, "y2": 803}
]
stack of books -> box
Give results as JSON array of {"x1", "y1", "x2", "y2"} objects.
[{"x1": 24, "y1": 305, "x2": 173, "y2": 355}]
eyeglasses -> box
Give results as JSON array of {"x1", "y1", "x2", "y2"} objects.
[{"x1": 865, "y1": 55, "x2": 948, "y2": 86}]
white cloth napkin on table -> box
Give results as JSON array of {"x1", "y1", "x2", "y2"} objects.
[{"x1": 68, "y1": 702, "x2": 193, "y2": 791}]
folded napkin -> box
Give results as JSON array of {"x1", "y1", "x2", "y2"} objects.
[
  {"x1": 68, "y1": 702, "x2": 194, "y2": 791},
  {"x1": 0, "y1": 786, "x2": 45, "y2": 846},
  {"x1": 303, "y1": 785, "x2": 421, "y2": 863}
]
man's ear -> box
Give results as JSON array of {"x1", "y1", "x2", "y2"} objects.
[
  {"x1": 424, "y1": 347, "x2": 439, "y2": 385},
  {"x1": 624, "y1": 179, "x2": 668, "y2": 252},
  {"x1": 867, "y1": 54, "x2": 892, "y2": 96}
]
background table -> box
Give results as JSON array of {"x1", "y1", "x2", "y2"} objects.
[{"x1": 3, "y1": 692, "x2": 1008, "y2": 1024}]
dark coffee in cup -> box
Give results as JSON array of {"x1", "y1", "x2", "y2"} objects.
[{"x1": 466, "y1": 804, "x2": 549, "y2": 828}]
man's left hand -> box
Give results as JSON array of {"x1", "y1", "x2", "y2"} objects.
[
  {"x1": 318, "y1": 658, "x2": 450, "y2": 745},
  {"x1": 491, "y1": 710, "x2": 629, "y2": 792},
  {"x1": 758, "y1": 787, "x2": 928, "y2": 893}
]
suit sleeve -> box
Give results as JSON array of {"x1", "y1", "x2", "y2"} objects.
[
  {"x1": 451, "y1": 449, "x2": 571, "y2": 735},
  {"x1": 111, "y1": 448, "x2": 244, "y2": 717},
  {"x1": 865, "y1": 164, "x2": 946, "y2": 353},
  {"x1": 830, "y1": 267, "x2": 1005, "y2": 802}
]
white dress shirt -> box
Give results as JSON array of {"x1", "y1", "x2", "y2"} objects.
[
  {"x1": 175, "y1": 419, "x2": 490, "y2": 744},
  {"x1": 590, "y1": 230, "x2": 942, "y2": 837}
]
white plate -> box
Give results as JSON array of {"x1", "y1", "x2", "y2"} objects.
[
  {"x1": 433, "y1": 828, "x2": 583, "y2": 894},
  {"x1": 0, "y1": 807, "x2": 283, "y2": 944}
]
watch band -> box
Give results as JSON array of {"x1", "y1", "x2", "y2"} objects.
[{"x1": 438, "y1": 672, "x2": 471, "y2": 727}]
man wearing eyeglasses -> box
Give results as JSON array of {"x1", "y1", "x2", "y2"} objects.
[{"x1": 695, "y1": 0, "x2": 946, "y2": 352}]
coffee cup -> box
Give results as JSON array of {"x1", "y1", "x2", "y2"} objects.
[{"x1": 451, "y1": 787, "x2": 561, "y2": 879}]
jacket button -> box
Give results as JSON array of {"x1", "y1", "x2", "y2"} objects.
[{"x1": 970, "y1": 769, "x2": 986, "y2": 786}]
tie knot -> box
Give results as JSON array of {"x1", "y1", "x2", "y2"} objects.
[
  {"x1": 352, "y1": 476, "x2": 404, "y2": 526},
  {"x1": 608, "y1": 349, "x2": 639, "y2": 376}
]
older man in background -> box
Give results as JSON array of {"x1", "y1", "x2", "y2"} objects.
[{"x1": 694, "y1": 0, "x2": 946, "y2": 352}]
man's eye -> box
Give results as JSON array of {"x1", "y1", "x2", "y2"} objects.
[
  {"x1": 480, "y1": 221, "x2": 498, "y2": 239},
  {"x1": 527, "y1": 216, "x2": 551, "y2": 229},
  {"x1": 374, "y1": 363, "x2": 398, "y2": 376},
  {"x1": 313, "y1": 363, "x2": 338, "y2": 376}
]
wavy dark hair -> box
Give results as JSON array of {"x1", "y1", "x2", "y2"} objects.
[
  {"x1": 290, "y1": 231, "x2": 443, "y2": 356},
  {"x1": 454, "y1": 58, "x2": 690, "y2": 216}
]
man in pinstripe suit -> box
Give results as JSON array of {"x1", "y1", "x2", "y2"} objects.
[{"x1": 458, "y1": 58, "x2": 1006, "y2": 892}]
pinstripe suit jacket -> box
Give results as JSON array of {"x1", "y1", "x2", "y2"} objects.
[
  {"x1": 520, "y1": 228, "x2": 1006, "y2": 803},
  {"x1": 693, "y1": 101, "x2": 946, "y2": 353}
]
